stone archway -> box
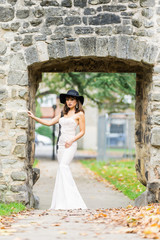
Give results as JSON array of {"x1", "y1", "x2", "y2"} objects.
[
  {"x1": 1, "y1": 0, "x2": 160, "y2": 207},
  {"x1": 27, "y1": 55, "x2": 153, "y2": 207}
]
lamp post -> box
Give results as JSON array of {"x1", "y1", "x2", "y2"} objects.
[{"x1": 52, "y1": 104, "x2": 57, "y2": 160}]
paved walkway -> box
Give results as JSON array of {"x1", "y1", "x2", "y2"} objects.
[
  {"x1": 33, "y1": 158, "x2": 133, "y2": 210},
  {"x1": 0, "y1": 159, "x2": 144, "y2": 240}
]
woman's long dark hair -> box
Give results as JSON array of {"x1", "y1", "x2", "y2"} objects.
[{"x1": 63, "y1": 97, "x2": 85, "y2": 115}]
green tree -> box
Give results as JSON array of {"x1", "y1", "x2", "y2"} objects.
[{"x1": 37, "y1": 72, "x2": 136, "y2": 113}]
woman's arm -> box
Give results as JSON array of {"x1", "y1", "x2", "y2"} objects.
[
  {"x1": 27, "y1": 110, "x2": 60, "y2": 126},
  {"x1": 65, "y1": 112, "x2": 85, "y2": 148}
]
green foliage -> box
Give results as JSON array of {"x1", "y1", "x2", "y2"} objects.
[
  {"x1": 35, "y1": 99, "x2": 42, "y2": 118},
  {"x1": 0, "y1": 202, "x2": 26, "y2": 216},
  {"x1": 35, "y1": 125, "x2": 53, "y2": 140},
  {"x1": 40, "y1": 72, "x2": 136, "y2": 113},
  {"x1": 33, "y1": 158, "x2": 39, "y2": 167},
  {"x1": 81, "y1": 159, "x2": 146, "y2": 200}
]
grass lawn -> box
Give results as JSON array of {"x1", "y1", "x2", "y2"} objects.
[
  {"x1": 80, "y1": 159, "x2": 146, "y2": 200},
  {"x1": 0, "y1": 202, "x2": 26, "y2": 216}
]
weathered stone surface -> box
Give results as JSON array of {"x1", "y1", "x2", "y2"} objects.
[
  {"x1": 89, "y1": 13, "x2": 121, "y2": 25},
  {"x1": 61, "y1": 0, "x2": 72, "y2": 7},
  {"x1": 23, "y1": 35, "x2": 33, "y2": 46},
  {"x1": 66, "y1": 41, "x2": 80, "y2": 56},
  {"x1": 0, "y1": 7, "x2": 14, "y2": 22},
  {"x1": 13, "y1": 145, "x2": 26, "y2": 158},
  {"x1": 140, "y1": 0, "x2": 155, "y2": 7},
  {"x1": 11, "y1": 171, "x2": 27, "y2": 181},
  {"x1": 11, "y1": 183, "x2": 27, "y2": 192},
  {"x1": 89, "y1": 0, "x2": 111, "y2": 4},
  {"x1": 74, "y1": 27, "x2": 94, "y2": 34},
  {"x1": 45, "y1": 17, "x2": 63, "y2": 27},
  {"x1": 8, "y1": 71, "x2": 28, "y2": 86},
  {"x1": 33, "y1": 7, "x2": 44, "y2": 18},
  {"x1": 0, "y1": 140, "x2": 12, "y2": 156},
  {"x1": 15, "y1": 112, "x2": 28, "y2": 128},
  {"x1": 10, "y1": 53, "x2": 27, "y2": 71},
  {"x1": 0, "y1": 41, "x2": 7, "y2": 55},
  {"x1": 48, "y1": 40, "x2": 66, "y2": 58},
  {"x1": 95, "y1": 26, "x2": 112, "y2": 36},
  {"x1": 64, "y1": 16, "x2": 81, "y2": 26},
  {"x1": 0, "y1": 89, "x2": 7, "y2": 100},
  {"x1": 84, "y1": 8, "x2": 96, "y2": 15},
  {"x1": 96, "y1": 37, "x2": 108, "y2": 56},
  {"x1": 11, "y1": 22, "x2": 20, "y2": 31},
  {"x1": 16, "y1": 135, "x2": 27, "y2": 144},
  {"x1": 151, "y1": 128, "x2": 160, "y2": 146},
  {"x1": 141, "y1": 8, "x2": 154, "y2": 19},
  {"x1": 5, "y1": 112, "x2": 13, "y2": 120},
  {"x1": 74, "y1": 0, "x2": 87, "y2": 8},
  {"x1": 0, "y1": 185, "x2": 7, "y2": 191},
  {"x1": 103, "y1": 5, "x2": 127, "y2": 12},
  {"x1": 40, "y1": 0, "x2": 59, "y2": 6},
  {"x1": 25, "y1": 46, "x2": 39, "y2": 65},
  {"x1": 16, "y1": 9, "x2": 30, "y2": 19},
  {"x1": 30, "y1": 19, "x2": 42, "y2": 26},
  {"x1": 79, "y1": 37, "x2": 96, "y2": 56}
]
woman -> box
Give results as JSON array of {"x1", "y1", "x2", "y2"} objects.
[{"x1": 27, "y1": 89, "x2": 87, "y2": 210}]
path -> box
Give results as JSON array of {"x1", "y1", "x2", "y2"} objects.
[
  {"x1": 0, "y1": 159, "x2": 144, "y2": 240},
  {"x1": 33, "y1": 158, "x2": 133, "y2": 209}
]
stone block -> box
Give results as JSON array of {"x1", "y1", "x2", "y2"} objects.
[
  {"x1": 66, "y1": 41, "x2": 80, "y2": 57},
  {"x1": 74, "y1": 27, "x2": 94, "y2": 34},
  {"x1": 74, "y1": 0, "x2": 87, "y2": 8},
  {"x1": 84, "y1": 8, "x2": 96, "y2": 15},
  {"x1": 0, "y1": 185, "x2": 7, "y2": 191},
  {"x1": 108, "y1": 36, "x2": 117, "y2": 57},
  {"x1": 16, "y1": 9, "x2": 29, "y2": 19},
  {"x1": 54, "y1": 26, "x2": 73, "y2": 38},
  {"x1": 79, "y1": 37, "x2": 96, "y2": 56},
  {"x1": 64, "y1": 16, "x2": 81, "y2": 26},
  {"x1": 0, "y1": 7, "x2": 14, "y2": 22},
  {"x1": 45, "y1": 7, "x2": 65, "y2": 17},
  {"x1": 127, "y1": 39, "x2": 146, "y2": 62},
  {"x1": 16, "y1": 135, "x2": 27, "y2": 144},
  {"x1": 15, "y1": 112, "x2": 28, "y2": 128},
  {"x1": 141, "y1": 8, "x2": 154, "y2": 19},
  {"x1": 11, "y1": 171, "x2": 27, "y2": 181},
  {"x1": 45, "y1": 17, "x2": 63, "y2": 27},
  {"x1": 19, "y1": 89, "x2": 28, "y2": 98},
  {"x1": 89, "y1": 0, "x2": 111, "y2": 4},
  {"x1": 36, "y1": 42, "x2": 49, "y2": 62},
  {"x1": 5, "y1": 112, "x2": 13, "y2": 120},
  {"x1": 0, "y1": 89, "x2": 7, "y2": 100},
  {"x1": 8, "y1": 70, "x2": 28, "y2": 86},
  {"x1": 117, "y1": 35, "x2": 128, "y2": 59},
  {"x1": 40, "y1": 0, "x2": 59, "y2": 6},
  {"x1": 25, "y1": 46, "x2": 39, "y2": 65},
  {"x1": 95, "y1": 26, "x2": 112, "y2": 36},
  {"x1": 6, "y1": 99, "x2": 26, "y2": 110},
  {"x1": 96, "y1": 37, "x2": 108, "y2": 56},
  {"x1": 103, "y1": 5, "x2": 127, "y2": 12},
  {"x1": 33, "y1": 7, "x2": 44, "y2": 18},
  {"x1": 0, "y1": 41, "x2": 7, "y2": 55},
  {"x1": 10, "y1": 53, "x2": 27, "y2": 71},
  {"x1": 30, "y1": 19, "x2": 42, "y2": 27},
  {"x1": 89, "y1": 13, "x2": 121, "y2": 25},
  {"x1": 11, "y1": 183, "x2": 27, "y2": 192},
  {"x1": 61, "y1": 0, "x2": 72, "y2": 7},
  {"x1": 0, "y1": 140, "x2": 12, "y2": 156},
  {"x1": 151, "y1": 127, "x2": 160, "y2": 146},
  {"x1": 48, "y1": 40, "x2": 66, "y2": 59},
  {"x1": 140, "y1": 0, "x2": 155, "y2": 7},
  {"x1": 134, "y1": 190, "x2": 148, "y2": 207},
  {"x1": 23, "y1": 35, "x2": 33, "y2": 46},
  {"x1": 13, "y1": 145, "x2": 26, "y2": 158},
  {"x1": 11, "y1": 22, "x2": 20, "y2": 31}
]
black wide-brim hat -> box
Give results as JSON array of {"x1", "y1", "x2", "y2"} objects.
[{"x1": 59, "y1": 89, "x2": 84, "y2": 105}]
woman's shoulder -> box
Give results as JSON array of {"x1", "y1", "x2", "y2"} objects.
[{"x1": 77, "y1": 111, "x2": 85, "y2": 118}]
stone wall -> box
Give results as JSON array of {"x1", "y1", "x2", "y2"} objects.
[{"x1": 0, "y1": 0, "x2": 160, "y2": 207}]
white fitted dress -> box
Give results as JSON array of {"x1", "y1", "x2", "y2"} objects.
[{"x1": 49, "y1": 116, "x2": 87, "y2": 210}]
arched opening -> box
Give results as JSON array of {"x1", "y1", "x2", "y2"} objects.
[{"x1": 27, "y1": 56, "x2": 153, "y2": 208}]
